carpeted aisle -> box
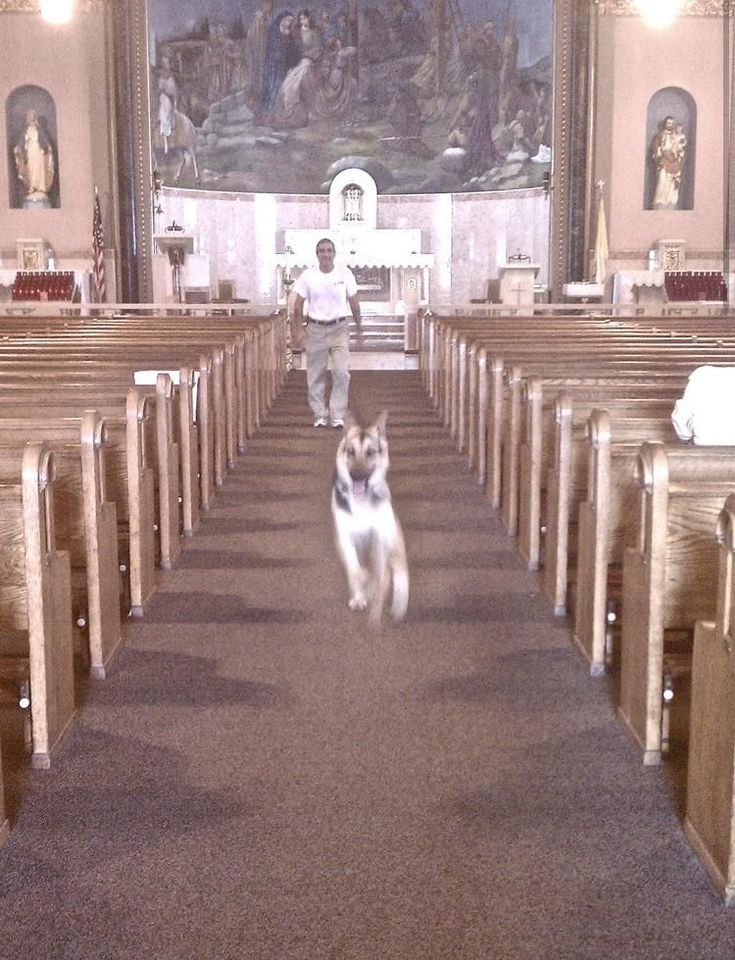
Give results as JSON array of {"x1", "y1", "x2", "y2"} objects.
[{"x1": 1, "y1": 369, "x2": 735, "y2": 959}]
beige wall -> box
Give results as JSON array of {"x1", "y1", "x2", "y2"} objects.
[
  {"x1": 1, "y1": 9, "x2": 728, "y2": 301},
  {"x1": 0, "y1": 11, "x2": 110, "y2": 271},
  {"x1": 594, "y1": 13, "x2": 725, "y2": 273}
]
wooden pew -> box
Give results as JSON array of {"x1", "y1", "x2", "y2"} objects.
[
  {"x1": 685, "y1": 493, "x2": 735, "y2": 905},
  {"x1": 422, "y1": 313, "x2": 735, "y2": 494},
  {"x1": 0, "y1": 390, "x2": 155, "y2": 619},
  {"x1": 0, "y1": 442, "x2": 74, "y2": 769},
  {"x1": 618, "y1": 443, "x2": 735, "y2": 764},
  {"x1": 498, "y1": 365, "x2": 686, "y2": 535},
  {"x1": 516, "y1": 381, "x2": 681, "y2": 571},
  {"x1": 0, "y1": 349, "x2": 215, "y2": 519},
  {"x1": 570, "y1": 413, "x2": 678, "y2": 675},
  {"x1": 0, "y1": 375, "x2": 182, "y2": 570},
  {"x1": 0, "y1": 311, "x2": 285, "y2": 453},
  {"x1": 487, "y1": 356, "x2": 709, "y2": 514},
  {"x1": 0, "y1": 412, "x2": 121, "y2": 679},
  {"x1": 542, "y1": 400, "x2": 676, "y2": 618},
  {"x1": 430, "y1": 314, "x2": 735, "y2": 454}
]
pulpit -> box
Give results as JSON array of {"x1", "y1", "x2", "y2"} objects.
[
  {"x1": 498, "y1": 262, "x2": 540, "y2": 306},
  {"x1": 153, "y1": 233, "x2": 194, "y2": 303}
]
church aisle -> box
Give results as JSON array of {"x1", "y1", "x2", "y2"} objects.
[{"x1": 1, "y1": 370, "x2": 735, "y2": 959}]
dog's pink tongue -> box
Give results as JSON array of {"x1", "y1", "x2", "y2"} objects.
[{"x1": 352, "y1": 478, "x2": 368, "y2": 497}]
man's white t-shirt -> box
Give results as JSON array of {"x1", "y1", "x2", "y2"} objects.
[
  {"x1": 671, "y1": 365, "x2": 735, "y2": 445},
  {"x1": 294, "y1": 265, "x2": 357, "y2": 322}
]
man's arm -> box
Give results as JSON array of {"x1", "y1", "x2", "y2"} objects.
[
  {"x1": 348, "y1": 293, "x2": 363, "y2": 341},
  {"x1": 291, "y1": 293, "x2": 306, "y2": 350}
]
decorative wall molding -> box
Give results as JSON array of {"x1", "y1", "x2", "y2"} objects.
[
  {"x1": 0, "y1": 0, "x2": 103, "y2": 12},
  {"x1": 550, "y1": 0, "x2": 593, "y2": 295},
  {"x1": 610, "y1": 249, "x2": 726, "y2": 259},
  {"x1": 596, "y1": 0, "x2": 726, "y2": 16}
]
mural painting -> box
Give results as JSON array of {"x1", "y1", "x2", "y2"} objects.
[{"x1": 148, "y1": 0, "x2": 552, "y2": 194}]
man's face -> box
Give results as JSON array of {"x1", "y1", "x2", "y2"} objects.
[{"x1": 317, "y1": 242, "x2": 336, "y2": 271}]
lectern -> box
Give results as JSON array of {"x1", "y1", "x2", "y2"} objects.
[
  {"x1": 498, "y1": 261, "x2": 540, "y2": 306},
  {"x1": 154, "y1": 234, "x2": 194, "y2": 303}
]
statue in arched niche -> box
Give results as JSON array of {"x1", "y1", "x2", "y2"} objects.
[
  {"x1": 649, "y1": 114, "x2": 686, "y2": 210},
  {"x1": 13, "y1": 109, "x2": 56, "y2": 206}
]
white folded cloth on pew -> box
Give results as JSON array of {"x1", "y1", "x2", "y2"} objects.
[
  {"x1": 133, "y1": 369, "x2": 199, "y2": 422},
  {"x1": 671, "y1": 365, "x2": 735, "y2": 445}
]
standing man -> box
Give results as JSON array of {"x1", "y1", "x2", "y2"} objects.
[{"x1": 293, "y1": 237, "x2": 362, "y2": 428}]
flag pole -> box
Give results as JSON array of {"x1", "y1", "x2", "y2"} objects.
[
  {"x1": 593, "y1": 179, "x2": 609, "y2": 288},
  {"x1": 92, "y1": 186, "x2": 106, "y2": 304}
]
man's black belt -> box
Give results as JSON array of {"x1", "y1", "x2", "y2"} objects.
[{"x1": 308, "y1": 317, "x2": 346, "y2": 327}]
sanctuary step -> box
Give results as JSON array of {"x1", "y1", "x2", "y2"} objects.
[{"x1": 349, "y1": 314, "x2": 405, "y2": 352}]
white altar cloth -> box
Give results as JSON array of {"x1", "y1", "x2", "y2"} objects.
[{"x1": 612, "y1": 270, "x2": 665, "y2": 305}]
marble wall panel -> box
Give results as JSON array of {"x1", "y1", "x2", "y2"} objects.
[{"x1": 160, "y1": 185, "x2": 549, "y2": 305}]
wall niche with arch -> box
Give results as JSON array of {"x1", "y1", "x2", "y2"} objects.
[
  {"x1": 5, "y1": 85, "x2": 60, "y2": 210},
  {"x1": 643, "y1": 86, "x2": 696, "y2": 211}
]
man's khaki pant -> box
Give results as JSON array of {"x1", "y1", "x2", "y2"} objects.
[{"x1": 305, "y1": 319, "x2": 350, "y2": 420}]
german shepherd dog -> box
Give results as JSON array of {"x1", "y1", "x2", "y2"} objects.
[{"x1": 331, "y1": 411, "x2": 408, "y2": 625}]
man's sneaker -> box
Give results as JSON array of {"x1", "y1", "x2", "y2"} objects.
[
  {"x1": 331, "y1": 417, "x2": 345, "y2": 429},
  {"x1": 313, "y1": 416, "x2": 328, "y2": 428}
]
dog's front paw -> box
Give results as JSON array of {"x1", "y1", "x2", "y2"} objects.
[{"x1": 348, "y1": 595, "x2": 367, "y2": 611}]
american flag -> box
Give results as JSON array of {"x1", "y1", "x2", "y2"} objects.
[{"x1": 92, "y1": 186, "x2": 106, "y2": 302}]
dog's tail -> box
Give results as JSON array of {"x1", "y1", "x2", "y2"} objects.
[
  {"x1": 391, "y1": 565, "x2": 409, "y2": 621},
  {"x1": 390, "y1": 527, "x2": 409, "y2": 621}
]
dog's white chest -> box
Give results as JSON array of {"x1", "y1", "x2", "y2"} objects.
[{"x1": 332, "y1": 487, "x2": 398, "y2": 544}]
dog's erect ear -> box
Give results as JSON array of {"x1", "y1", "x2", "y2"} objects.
[
  {"x1": 374, "y1": 410, "x2": 388, "y2": 438},
  {"x1": 343, "y1": 411, "x2": 358, "y2": 431}
]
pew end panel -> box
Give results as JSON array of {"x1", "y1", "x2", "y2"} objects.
[
  {"x1": 0, "y1": 444, "x2": 75, "y2": 769},
  {"x1": 619, "y1": 443, "x2": 735, "y2": 765},
  {"x1": 196, "y1": 354, "x2": 216, "y2": 510},
  {"x1": 572, "y1": 415, "x2": 677, "y2": 678},
  {"x1": 24, "y1": 444, "x2": 75, "y2": 768},
  {"x1": 485, "y1": 355, "x2": 505, "y2": 509},
  {"x1": 0, "y1": 752, "x2": 8, "y2": 848},
  {"x1": 124, "y1": 392, "x2": 157, "y2": 618},
  {"x1": 500, "y1": 364, "x2": 522, "y2": 536},
  {"x1": 517, "y1": 377, "x2": 544, "y2": 570},
  {"x1": 154, "y1": 373, "x2": 182, "y2": 571},
  {"x1": 80, "y1": 412, "x2": 122, "y2": 679},
  {"x1": 0, "y1": 414, "x2": 123, "y2": 681},
  {"x1": 685, "y1": 496, "x2": 735, "y2": 904},
  {"x1": 683, "y1": 621, "x2": 735, "y2": 905},
  {"x1": 176, "y1": 365, "x2": 200, "y2": 537},
  {"x1": 543, "y1": 402, "x2": 596, "y2": 619}
]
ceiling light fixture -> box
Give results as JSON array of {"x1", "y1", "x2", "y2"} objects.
[
  {"x1": 637, "y1": 0, "x2": 682, "y2": 28},
  {"x1": 40, "y1": 0, "x2": 75, "y2": 24}
]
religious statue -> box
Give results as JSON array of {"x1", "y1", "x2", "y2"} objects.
[
  {"x1": 649, "y1": 115, "x2": 686, "y2": 210},
  {"x1": 13, "y1": 109, "x2": 55, "y2": 207}
]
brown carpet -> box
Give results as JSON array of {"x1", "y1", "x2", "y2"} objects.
[{"x1": 1, "y1": 370, "x2": 734, "y2": 959}]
